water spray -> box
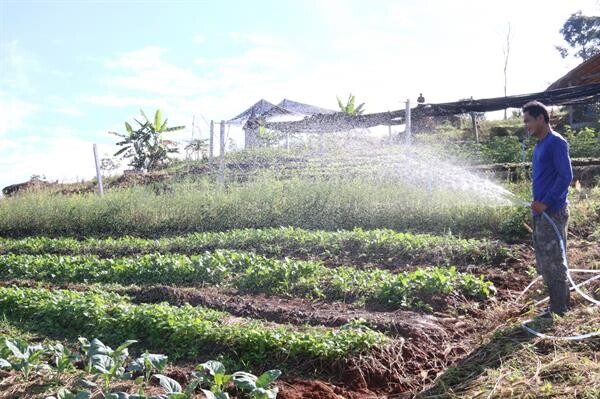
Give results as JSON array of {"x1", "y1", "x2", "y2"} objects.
[{"x1": 509, "y1": 195, "x2": 600, "y2": 340}]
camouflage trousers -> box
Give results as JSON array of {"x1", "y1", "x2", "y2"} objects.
[{"x1": 532, "y1": 207, "x2": 570, "y2": 314}]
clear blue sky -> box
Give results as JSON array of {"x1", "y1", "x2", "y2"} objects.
[{"x1": 0, "y1": 0, "x2": 598, "y2": 189}]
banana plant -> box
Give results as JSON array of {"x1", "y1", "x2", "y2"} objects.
[
  {"x1": 110, "y1": 109, "x2": 184, "y2": 171},
  {"x1": 2, "y1": 338, "x2": 48, "y2": 380},
  {"x1": 336, "y1": 93, "x2": 366, "y2": 116}
]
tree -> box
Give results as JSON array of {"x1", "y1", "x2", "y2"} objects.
[
  {"x1": 110, "y1": 109, "x2": 184, "y2": 171},
  {"x1": 336, "y1": 93, "x2": 365, "y2": 115},
  {"x1": 556, "y1": 11, "x2": 600, "y2": 60}
]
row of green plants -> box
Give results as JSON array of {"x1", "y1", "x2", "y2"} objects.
[
  {"x1": 421, "y1": 119, "x2": 600, "y2": 164},
  {"x1": 0, "y1": 227, "x2": 510, "y2": 266},
  {"x1": 0, "y1": 336, "x2": 281, "y2": 399},
  {"x1": 0, "y1": 286, "x2": 385, "y2": 366},
  {"x1": 0, "y1": 176, "x2": 528, "y2": 240},
  {"x1": 0, "y1": 252, "x2": 496, "y2": 310}
]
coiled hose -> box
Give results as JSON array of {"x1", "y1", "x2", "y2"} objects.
[{"x1": 514, "y1": 201, "x2": 600, "y2": 340}]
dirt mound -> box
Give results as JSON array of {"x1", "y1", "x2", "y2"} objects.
[
  {"x1": 2, "y1": 177, "x2": 54, "y2": 196},
  {"x1": 278, "y1": 379, "x2": 377, "y2": 399},
  {"x1": 126, "y1": 285, "x2": 453, "y2": 337}
]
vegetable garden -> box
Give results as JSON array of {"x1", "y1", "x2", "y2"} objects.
[{"x1": 0, "y1": 143, "x2": 599, "y2": 398}]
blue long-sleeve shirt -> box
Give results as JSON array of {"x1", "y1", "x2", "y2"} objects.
[{"x1": 532, "y1": 131, "x2": 573, "y2": 214}]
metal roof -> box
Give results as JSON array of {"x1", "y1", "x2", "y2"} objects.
[
  {"x1": 227, "y1": 99, "x2": 298, "y2": 125},
  {"x1": 228, "y1": 98, "x2": 336, "y2": 125},
  {"x1": 277, "y1": 99, "x2": 337, "y2": 115},
  {"x1": 547, "y1": 53, "x2": 600, "y2": 90}
]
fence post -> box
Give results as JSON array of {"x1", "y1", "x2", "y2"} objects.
[
  {"x1": 405, "y1": 99, "x2": 412, "y2": 146},
  {"x1": 218, "y1": 120, "x2": 225, "y2": 186},
  {"x1": 470, "y1": 112, "x2": 479, "y2": 143},
  {"x1": 93, "y1": 144, "x2": 104, "y2": 197},
  {"x1": 209, "y1": 120, "x2": 214, "y2": 169},
  {"x1": 285, "y1": 131, "x2": 290, "y2": 152}
]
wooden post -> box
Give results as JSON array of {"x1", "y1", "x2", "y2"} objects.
[
  {"x1": 244, "y1": 118, "x2": 259, "y2": 149},
  {"x1": 209, "y1": 120, "x2": 214, "y2": 169},
  {"x1": 568, "y1": 80, "x2": 574, "y2": 126},
  {"x1": 388, "y1": 124, "x2": 392, "y2": 144},
  {"x1": 405, "y1": 99, "x2": 411, "y2": 145},
  {"x1": 218, "y1": 120, "x2": 225, "y2": 185},
  {"x1": 470, "y1": 112, "x2": 479, "y2": 143},
  {"x1": 93, "y1": 144, "x2": 104, "y2": 197},
  {"x1": 568, "y1": 105, "x2": 574, "y2": 126},
  {"x1": 285, "y1": 131, "x2": 290, "y2": 152},
  {"x1": 191, "y1": 115, "x2": 195, "y2": 140},
  {"x1": 243, "y1": 125, "x2": 250, "y2": 149}
]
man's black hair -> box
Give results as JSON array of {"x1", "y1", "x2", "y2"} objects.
[{"x1": 522, "y1": 101, "x2": 550, "y2": 123}]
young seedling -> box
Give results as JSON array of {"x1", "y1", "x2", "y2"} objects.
[
  {"x1": 195, "y1": 360, "x2": 232, "y2": 395},
  {"x1": 3, "y1": 338, "x2": 48, "y2": 380},
  {"x1": 78, "y1": 337, "x2": 93, "y2": 373},
  {"x1": 232, "y1": 370, "x2": 281, "y2": 399},
  {"x1": 46, "y1": 388, "x2": 91, "y2": 399},
  {"x1": 154, "y1": 374, "x2": 201, "y2": 399},
  {"x1": 89, "y1": 338, "x2": 137, "y2": 394},
  {"x1": 128, "y1": 351, "x2": 168, "y2": 390},
  {"x1": 49, "y1": 342, "x2": 77, "y2": 383}
]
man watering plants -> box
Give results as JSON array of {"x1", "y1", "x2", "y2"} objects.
[{"x1": 523, "y1": 101, "x2": 573, "y2": 316}]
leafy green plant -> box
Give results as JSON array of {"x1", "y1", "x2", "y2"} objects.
[
  {"x1": 0, "y1": 227, "x2": 509, "y2": 267},
  {"x1": 49, "y1": 342, "x2": 77, "y2": 382},
  {"x1": 154, "y1": 373, "x2": 201, "y2": 399},
  {"x1": 195, "y1": 360, "x2": 232, "y2": 396},
  {"x1": 88, "y1": 338, "x2": 137, "y2": 393},
  {"x1": 337, "y1": 93, "x2": 365, "y2": 115},
  {"x1": 233, "y1": 369, "x2": 281, "y2": 399},
  {"x1": 0, "y1": 252, "x2": 495, "y2": 310},
  {"x1": 3, "y1": 335, "x2": 282, "y2": 399},
  {"x1": 46, "y1": 388, "x2": 91, "y2": 399},
  {"x1": 0, "y1": 286, "x2": 385, "y2": 366},
  {"x1": 1, "y1": 338, "x2": 48, "y2": 380},
  {"x1": 128, "y1": 351, "x2": 168, "y2": 385}
]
